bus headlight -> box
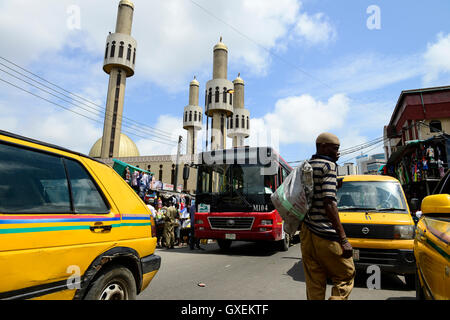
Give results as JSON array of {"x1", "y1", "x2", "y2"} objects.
[
  {"x1": 261, "y1": 220, "x2": 273, "y2": 225},
  {"x1": 394, "y1": 225, "x2": 415, "y2": 239}
]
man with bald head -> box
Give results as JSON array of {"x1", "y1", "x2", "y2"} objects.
[{"x1": 300, "y1": 132, "x2": 355, "y2": 300}]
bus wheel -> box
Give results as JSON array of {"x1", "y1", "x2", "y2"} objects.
[
  {"x1": 278, "y1": 235, "x2": 289, "y2": 251},
  {"x1": 217, "y1": 239, "x2": 232, "y2": 251}
]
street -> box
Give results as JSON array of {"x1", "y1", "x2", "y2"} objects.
[{"x1": 139, "y1": 240, "x2": 416, "y2": 301}]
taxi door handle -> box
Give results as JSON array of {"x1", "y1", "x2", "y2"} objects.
[{"x1": 90, "y1": 224, "x2": 112, "y2": 232}]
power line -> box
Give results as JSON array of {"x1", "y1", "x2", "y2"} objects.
[
  {"x1": 0, "y1": 67, "x2": 177, "y2": 146},
  {"x1": 0, "y1": 56, "x2": 175, "y2": 141},
  {"x1": 0, "y1": 77, "x2": 178, "y2": 147},
  {"x1": 189, "y1": 0, "x2": 332, "y2": 90}
]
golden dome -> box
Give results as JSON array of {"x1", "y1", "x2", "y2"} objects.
[
  {"x1": 119, "y1": 0, "x2": 134, "y2": 10},
  {"x1": 214, "y1": 36, "x2": 228, "y2": 51},
  {"x1": 233, "y1": 73, "x2": 244, "y2": 85},
  {"x1": 89, "y1": 133, "x2": 140, "y2": 158},
  {"x1": 190, "y1": 76, "x2": 199, "y2": 87}
]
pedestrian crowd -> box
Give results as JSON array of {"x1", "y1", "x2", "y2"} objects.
[
  {"x1": 146, "y1": 195, "x2": 203, "y2": 250},
  {"x1": 121, "y1": 165, "x2": 203, "y2": 251}
]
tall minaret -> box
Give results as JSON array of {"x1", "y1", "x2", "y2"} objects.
[
  {"x1": 183, "y1": 77, "x2": 203, "y2": 155},
  {"x1": 205, "y1": 37, "x2": 234, "y2": 151},
  {"x1": 228, "y1": 73, "x2": 250, "y2": 148},
  {"x1": 100, "y1": 0, "x2": 137, "y2": 158}
]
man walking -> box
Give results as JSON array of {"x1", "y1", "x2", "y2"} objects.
[{"x1": 300, "y1": 132, "x2": 355, "y2": 300}]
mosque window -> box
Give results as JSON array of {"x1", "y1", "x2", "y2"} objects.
[
  {"x1": 236, "y1": 115, "x2": 239, "y2": 128},
  {"x1": 133, "y1": 48, "x2": 136, "y2": 64},
  {"x1": 221, "y1": 114, "x2": 225, "y2": 136},
  {"x1": 171, "y1": 164, "x2": 176, "y2": 185},
  {"x1": 105, "y1": 43, "x2": 109, "y2": 59},
  {"x1": 159, "y1": 165, "x2": 163, "y2": 181},
  {"x1": 118, "y1": 42, "x2": 124, "y2": 58},
  {"x1": 247, "y1": 117, "x2": 250, "y2": 130},
  {"x1": 185, "y1": 111, "x2": 188, "y2": 122},
  {"x1": 208, "y1": 89, "x2": 212, "y2": 104},
  {"x1": 215, "y1": 87, "x2": 219, "y2": 103},
  {"x1": 230, "y1": 92, "x2": 232, "y2": 105},
  {"x1": 189, "y1": 111, "x2": 192, "y2": 122},
  {"x1": 242, "y1": 115, "x2": 245, "y2": 129},
  {"x1": 223, "y1": 88, "x2": 227, "y2": 103},
  {"x1": 230, "y1": 117, "x2": 233, "y2": 129},
  {"x1": 199, "y1": 113, "x2": 202, "y2": 122},
  {"x1": 194, "y1": 111, "x2": 197, "y2": 122},
  {"x1": 110, "y1": 41, "x2": 116, "y2": 57},
  {"x1": 127, "y1": 44, "x2": 132, "y2": 61}
]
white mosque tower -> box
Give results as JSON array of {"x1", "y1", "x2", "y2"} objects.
[
  {"x1": 91, "y1": 0, "x2": 139, "y2": 159},
  {"x1": 205, "y1": 37, "x2": 234, "y2": 151},
  {"x1": 228, "y1": 73, "x2": 250, "y2": 148},
  {"x1": 183, "y1": 77, "x2": 203, "y2": 155}
]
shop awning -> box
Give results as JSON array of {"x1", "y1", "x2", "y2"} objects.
[{"x1": 112, "y1": 158, "x2": 153, "y2": 177}]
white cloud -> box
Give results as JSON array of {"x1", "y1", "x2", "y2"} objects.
[
  {"x1": 249, "y1": 93, "x2": 350, "y2": 149},
  {"x1": 0, "y1": 0, "x2": 336, "y2": 91},
  {"x1": 423, "y1": 32, "x2": 450, "y2": 85},
  {"x1": 135, "y1": 114, "x2": 185, "y2": 156},
  {"x1": 294, "y1": 12, "x2": 336, "y2": 46}
]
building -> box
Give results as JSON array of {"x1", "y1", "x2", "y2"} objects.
[
  {"x1": 384, "y1": 85, "x2": 450, "y2": 160},
  {"x1": 204, "y1": 38, "x2": 251, "y2": 151},
  {"x1": 337, "y1": 163, "x2": 358, "y2": 176},
  {"x1": 90, "y1": 0, "x2": 139, "y2": 159},
  {"x1": 382, "y1": 85, "x2": 450, "y2": 207},
  {"x1": 365, "y1": 153, "x2": 386, "y2": 174},
  {"x1": 88, "y1": 2, "x2": 251, "y2": 195}
]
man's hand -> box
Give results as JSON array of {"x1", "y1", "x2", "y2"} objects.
[{"x1": 340, "y1": 238, "x2": 353, "y2": 259}]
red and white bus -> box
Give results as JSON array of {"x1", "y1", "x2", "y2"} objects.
[{"x1": 193, "y1": 147, "x2": 293, "y2": 251}]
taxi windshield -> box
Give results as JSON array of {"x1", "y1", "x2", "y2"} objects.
[{"x1": 337, "y1": 181, "x2": 408, "y2": 212}]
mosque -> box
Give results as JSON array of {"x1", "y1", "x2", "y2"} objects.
[{"x1": 89, "y1": 0, "x2": 250, "y2": 194}]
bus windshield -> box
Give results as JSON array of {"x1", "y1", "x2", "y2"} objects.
[
  {"x1": 196, "y1": 164, "x2": 276, "y2": 212},
  {"x1": 337, "y1": 181, "x2": 408, "y2": 212}
]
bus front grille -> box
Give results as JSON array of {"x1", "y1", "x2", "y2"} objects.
[{"x1": 208, "y1": 217, "x2": 255, "y2": 230}]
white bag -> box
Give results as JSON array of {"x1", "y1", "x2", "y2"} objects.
[{"x1": 271, "y1": 161, "x2": 314, "y2": 235}]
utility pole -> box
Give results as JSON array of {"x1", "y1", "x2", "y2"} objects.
[{"x1": 174, "y1": 135, "x2": 182, "y2": 192}]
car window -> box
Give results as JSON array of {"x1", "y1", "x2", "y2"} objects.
[
  {"x1": 337, "y1": 181, "x2": 407, "y2": 211},
  {"x1": 64, "y1": 159, "x2": 109, "y2": 214},
  {"x1": 0, "y1": 143, "x2": 71, "y2": 213}
]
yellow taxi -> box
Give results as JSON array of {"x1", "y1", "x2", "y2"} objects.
[
  {"x1": 0, "y1": 130, "x2": 160, "y2": 300},
  {"x1": 337, "y1": 175, "x2": 416, "y2": 287},
  {"x1": 414, "y1": 170, "x2": 450, "y2": 300}
]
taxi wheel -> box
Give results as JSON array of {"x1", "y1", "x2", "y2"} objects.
[{"x1": 84, "y1": 266, "x2": 137, "y2": 300}]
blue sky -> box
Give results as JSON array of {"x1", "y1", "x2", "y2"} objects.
[{"x1": 0, "y1": 0, "x2": 449, "y2": 165}]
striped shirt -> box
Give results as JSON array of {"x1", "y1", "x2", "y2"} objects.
[{"x1": 303, "y1": 155, "x2": 340, "y2": 241}]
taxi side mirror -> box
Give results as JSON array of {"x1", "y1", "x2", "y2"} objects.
[{"x1": 421, "y1": 194, "x2": 450, "y2": 215}]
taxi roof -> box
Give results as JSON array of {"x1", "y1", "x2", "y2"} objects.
[{"x1": 340, "y1": 174, "x2": 399, "y2": 182}]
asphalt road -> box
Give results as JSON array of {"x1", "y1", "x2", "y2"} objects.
[{"x1": 138, "y1": 240, "x2": 416, "y2": 300}]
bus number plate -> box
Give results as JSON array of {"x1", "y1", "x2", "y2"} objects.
[{"x1": 225, "y1": 234, "x2": 236, "y2": 240}]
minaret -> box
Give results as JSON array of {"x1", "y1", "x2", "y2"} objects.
[
  {"x1": 183, "y1": 77, "x2": 203, "y2": 155},
  {"x1": 228, "y1": 73, "x2": 250, "y2": 148},
  {"x1": 205, "y1": 37, "x2": 234, "y2": 151},
  {"x1": 100, "y1": 0, "x2": 137, "y2": 158}
]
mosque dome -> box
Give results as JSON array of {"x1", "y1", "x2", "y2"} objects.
[{"x1": 89, "y1": 133, "x2": 140, "y2": 158}]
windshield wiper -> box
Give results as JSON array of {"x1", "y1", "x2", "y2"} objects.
[
  {"x1": 338, "y1": 207, "x2": 377, "y2": 211},
  {"x1": 376, "y1": 208, "x2": 407, "y2": 212}
]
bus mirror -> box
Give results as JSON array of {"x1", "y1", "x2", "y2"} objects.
[{"x1": 183, "y1": 165, "x2": 190, "y2": 180}]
